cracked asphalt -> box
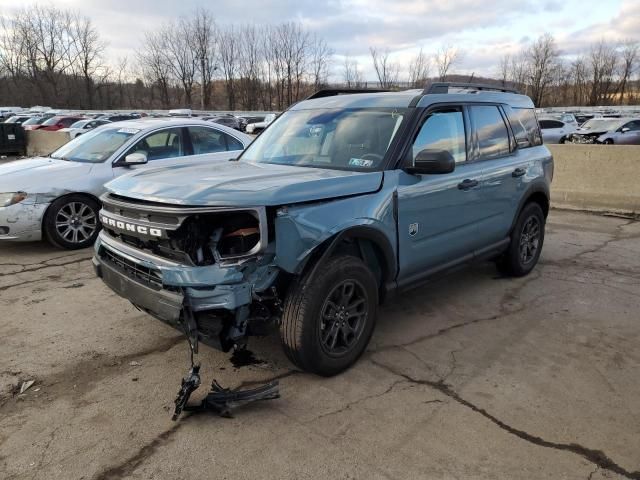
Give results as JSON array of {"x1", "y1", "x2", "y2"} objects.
[{"x1": 1, "y1": 210, "x2": 639, "y2": 480}]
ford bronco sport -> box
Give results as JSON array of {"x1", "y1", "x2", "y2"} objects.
[{"x1": 94, "y1": 83, "x2": 552, "y2": 377}]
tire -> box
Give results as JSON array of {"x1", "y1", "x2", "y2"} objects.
[
  {"x1": 497, "y1": 202, "x2": 545, "y2": 277},
  {"x1": 44, "y1": 194, "x2": 101, "y2": 249},
  {"x1": 280, "y1": 255, "x2": 378, "y2": 376},
  {"x1": 603, "y1": 139, "x2": 613, "y2": 145}
]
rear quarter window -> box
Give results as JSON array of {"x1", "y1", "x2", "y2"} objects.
[{"x1": 504, "y1": 107, "x2": 542, "y2": 147}]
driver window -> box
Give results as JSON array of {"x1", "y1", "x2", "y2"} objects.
[
  {"x1": 412, "y1": 108, "x2": 466, "y2": 164},
  {"x1": 125, "y1": 128, "x2": 184, "y2": 161}
]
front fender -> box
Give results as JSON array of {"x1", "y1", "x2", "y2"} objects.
[{"x1": 273, "y1": 183, "x2": 398, "y2": 276}]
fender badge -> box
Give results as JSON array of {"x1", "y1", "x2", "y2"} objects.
[{"x1": 409, "y1": 223, "x2": 419, "y2": 237}]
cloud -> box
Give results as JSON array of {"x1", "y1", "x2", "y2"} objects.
[{"x1": 4, "y1": 0, "x2": 639, "y2": 81}]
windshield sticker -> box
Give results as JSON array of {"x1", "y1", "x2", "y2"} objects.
[
  {"x1": 117, "y1": 128, "x2": 140, "y2": 134},
  {"x1": 349, "y1": 158, "x2": 374, "y2": 168}
]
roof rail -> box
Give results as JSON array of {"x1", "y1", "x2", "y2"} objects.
[
  {"x1": 424, "y1": 82, "x2": 519, "y2": 95},
  {"x1": 305, "y1": 88, "x2": 390, "y2": 100}
]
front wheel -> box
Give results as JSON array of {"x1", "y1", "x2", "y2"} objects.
[
  {"x1": 280, "y1": 255, "x2": 378, "y2": 376},
  {"x1": 497, "y1": 202, "x2": 545, "y2": 277},
  {"x1": 44, "y1": 195, "x2": 101, "y2": 249}
]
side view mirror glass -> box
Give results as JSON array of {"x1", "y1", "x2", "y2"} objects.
[
  {"x1": 124, "y1": 152, "x2": 148, "y2": 165},
  {"x1": 405, "y1": 149, "x2": 455, "y2": 175}
]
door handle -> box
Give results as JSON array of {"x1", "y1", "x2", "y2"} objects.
[
  {"x1": 512, "y1": 167, "x2": 526, "y2": 178},
  {"x1": 457, "y1": 179, "x2": 479, "y2": 190}
]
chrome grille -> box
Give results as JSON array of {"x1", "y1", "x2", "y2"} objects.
[{"x1": 100, "y1": 246, "x2": 163, "y2": 289}]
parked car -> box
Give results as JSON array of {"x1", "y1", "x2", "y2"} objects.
[
  {"x1": 204, "y1": 115, "x2": 246, "y2": 131},
  {"x1": 0, "y1": 119, "x2": 251, "y2": 248},
  {"x1": 60, "y1": 119, "x2": 112, "y2": 139},
  {"x1": 539, "y1": 118, "x2": 577, "y2": 144},
  {"x1": 3, "y1": 115, "x2": 34, "y2": 125},
  {"x1": 97, "y1": 113, "x2": 142, "y2": 122},
  {"x1": 245, "y1": 113, "x2": 277, "y2": 133},
  {"x1": 93, "y1": 83, "x2": 552, "y2": 376},
  {"x1": 567, "y1": 118, "x2": 640, "y2": 144},
  {"x1": 21, "y1": 114, "x2": 56, "y2": 130},
  {"x1": 0, "y1": 107, "x2": 24, "y2": 120},
  {"x1": 35, "y1": 115, "x2": 86, "y2": 132}
]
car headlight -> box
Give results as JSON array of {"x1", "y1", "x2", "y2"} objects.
[{"x1": 0, "y1": 192, "x2": 28, "y2": 207}]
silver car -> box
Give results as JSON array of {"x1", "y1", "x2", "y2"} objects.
[
  {"x1": 539, "y1": 118, "x2": 577, "y2": 144},
  {"x1": 0, "y1": 118, "x2": 251, "y2": 249},
  {"x1": 567, "y1": 118, "x2": 640, "y2": 145}
]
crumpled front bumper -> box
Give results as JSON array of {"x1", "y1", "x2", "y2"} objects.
[
  {"x1": 93, "y1": 230, "x2": 278, "y2": 329},
  {"x1": 0, "y1": 201, "x2": 48, "y2": 242}
]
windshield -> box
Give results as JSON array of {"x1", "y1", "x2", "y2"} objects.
[
  {"x1": 42, "y1": 116, "x2": 61, "y2": 126},
  {"x1": 69, "y1": 120, "x2": 89, "y2": 129},
  {"x1": 240, "y1": 108, "x2": 407, "y2": 171},
  {"x1": 22, "y1": 116, "x2": 48, "y2": 126},
  {"x1": 580, "y1": 119, "x2": 622, "y2": 131},
  {"x1": 50, "y1": 127, "x2": 138, "y2": 163}
]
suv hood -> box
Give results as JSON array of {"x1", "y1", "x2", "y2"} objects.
[
  {"x1": 0, "y1": 157, "x2": 93, "y2": 191},
  {"x1": 105, "y1": 160, "x2": 383, "y2": 206}
]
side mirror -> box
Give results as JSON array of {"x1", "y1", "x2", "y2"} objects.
[
  {"x1": 124, "y1": 152, "x2": 148, "y2": 165},
  {"x1": 405, "y1": 149, "x2": 455, "y2": 175},
  {"x1": 621, "y1": 127, "x2": 630, "y2": 133}
]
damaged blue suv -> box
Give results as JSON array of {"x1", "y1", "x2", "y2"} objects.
[{"x1": 94, "y1": 83, "x2": 552, "y2": 376}]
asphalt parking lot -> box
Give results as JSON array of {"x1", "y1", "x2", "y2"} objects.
[{"x1": 1, "y1": 210, "x2": 639, "y2": 480}]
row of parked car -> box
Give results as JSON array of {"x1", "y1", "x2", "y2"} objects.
[
  {"x1": 2, "y1": 108, "x2": 277, "y2": 135},
  {"x1": 539, "y1": 113, "x2": 640, "y2": 145}
]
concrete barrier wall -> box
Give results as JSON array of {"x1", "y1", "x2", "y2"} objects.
[
  {"x1": 548, "y1": 145, "x2": 640, "y2": 215},
  {"x1": 26, "y1": 130, "x2": 71, "y2": 157}
]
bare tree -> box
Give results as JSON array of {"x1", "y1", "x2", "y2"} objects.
[
  {"x1": 138, "y1": 31, "x2": 172, "y2": 107},
  {"x1": 617, "y1": 40, "x2": 638, "y2": 104},
  {"x1": 408, "y1": 48, "x2": 431, "y2": 88},
  {"x1": 370, "y1": 47, "x2": 399, "y2": 88},
  {"x1": 70, "y1": 14, "x2": 105, "y2": 108},
  {"x1": 588, "y1": 40, "x2": 618, "y2": 105},
  {"x1": 217, "y1": 25, "x2": 239, "y2": 109},
  {"x1": 435, "y1": 45, "x2": 459, "y2": 81},
  {"x1": 342, "y1": 54, "x2": 363, "y2": 88},
  {"x1": 190, "y1": 9, "x2": 217, "y2": 110},
  {"x1": 525, "y1": 34, "x2": 558, "y2": 106},
  {"x1": 309, "y1": 34, "x2": 332, "y2": 90}
]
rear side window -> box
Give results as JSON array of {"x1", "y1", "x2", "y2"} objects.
[
  {"x1": 505, "y1": 107, "x2": 542, "y2": 147},
  {"x1": 539, "y1": 119, "x2": 563, "y2": 129},
  {"x1": 188, "y1": 126, "x2": 244, "y2": 154},
  {"x1": 469, "y1": 106, "x2": 510, "y2": 160}
]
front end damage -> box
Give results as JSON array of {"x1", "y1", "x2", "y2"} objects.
[{"x1": 93, "y1": 193, "x2": 284, "y2": 353}]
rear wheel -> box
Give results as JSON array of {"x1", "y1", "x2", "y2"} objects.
[
  {"x1": 280, "y1": 255, "x2": 378, "y2": 376},
  {"x1": 44, "y1": 195, "x2": 101, "y2": 249},
  {"x1": 497, "y1": 202, "x2": 545, "y2": 277}
]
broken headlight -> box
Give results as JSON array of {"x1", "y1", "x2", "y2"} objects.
[{"x1": 0, "y1": 192, "x2": 27, "y2": 207}]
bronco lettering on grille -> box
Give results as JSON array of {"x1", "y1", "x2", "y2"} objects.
[{"x1": 100, "y1": 214, "x2": 162, "y2": 237}]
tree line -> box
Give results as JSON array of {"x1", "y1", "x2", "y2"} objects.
[{"x1": 0, "y1": 5, "x2": 638, "y2": 110}]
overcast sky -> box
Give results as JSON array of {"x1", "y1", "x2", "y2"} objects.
[{"x1": 3, "y1": 0, "x2": 639, "y2": 80}]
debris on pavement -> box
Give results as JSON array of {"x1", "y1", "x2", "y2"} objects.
[
  {"x1": 19, "y1": 380, "x2": 35, "y2": 394},
  {"x1": 128, "y1": 361, "x2": 141, "y2": 367}
]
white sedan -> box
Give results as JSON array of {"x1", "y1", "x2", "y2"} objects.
[
  {"x1": 0, "y1": 118, "x2": 251, "y2": 249},
  {"x1": 59, "y1": 118, "x2": 112, "y2": 139}
]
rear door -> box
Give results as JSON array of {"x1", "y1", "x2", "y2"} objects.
[
  {"x1": 185, "y1": 126, "x2": 246, "y2": 165},
  {"x1": 539, "y1": 119, "x2": 565, "y2": 143},
  {"x1": 477, "y1": 105, "x2": 540, "y2": 245},
  {"x1": 396, "y1": 105, "x2": 486, "y2": 285}
]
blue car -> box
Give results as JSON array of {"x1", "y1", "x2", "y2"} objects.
[{"x1": 94, "y1": 83, "x2": 553, "y2": 376}]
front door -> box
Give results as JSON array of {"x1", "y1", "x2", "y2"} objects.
[{"x1": 396, "y1": 106, "x2": 486, "y2": 286}]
